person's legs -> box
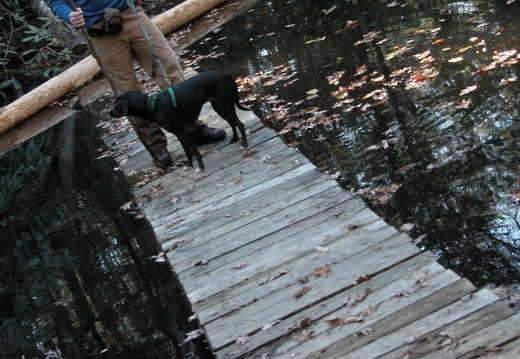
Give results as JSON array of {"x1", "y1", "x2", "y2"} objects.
[
  {"x1": 123, "y1": 7, "x2": 185, "y2": 87},
  {"x1": 124, "y1": 7, "x2": 226, "y2": 142},
  {"x1": 89, "y1": 18, "x2": 170, "y2": 163}
]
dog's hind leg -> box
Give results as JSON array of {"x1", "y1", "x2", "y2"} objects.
[{"x1": 211, "y1": 101, "x2": 248, "y2": 148}]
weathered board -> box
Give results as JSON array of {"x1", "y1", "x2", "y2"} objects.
[{"x1": 102, "y1": 69, "x2": 519, "y2": 359}]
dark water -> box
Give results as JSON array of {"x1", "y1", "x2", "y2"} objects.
[
  {"x1": 0, "y1": 106, "x2": 209, "y2": 358},
  {"x1": 183, "y1": 0, "x2": 520, "y2": 287}
]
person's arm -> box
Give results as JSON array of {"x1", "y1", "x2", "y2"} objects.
[{"x1": 46, "y1": 0, "x2": 72, "y2": 23}]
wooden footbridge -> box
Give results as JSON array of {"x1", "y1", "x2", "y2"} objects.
[{"x1": 101, "y1": 69, "x2": 519, "y2": 358}]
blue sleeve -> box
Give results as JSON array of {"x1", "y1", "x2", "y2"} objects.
[{"x1": 46, "y1": 0, "x2": 73, "y2": 24}]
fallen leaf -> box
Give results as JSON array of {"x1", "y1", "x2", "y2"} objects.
[
  {"x1": 242, "y1": 148, "x2": 258, "y2": 157},
  {"x1": 341, "y1": 287, "x2": 372, "y2": 307},
  {"x1": 294, "y1": 286, "x2": 312, "y2": 298},
  {"x1": 233, "y1": 262, "x2": 247, "y2": 269},
  {"x1": 400, "y1": 223, "x2": 415, "y2": 233},
  {"x1": 313, "y1": 266, "x2": 331, "y2": 278},
  {"x1": 356, "y1": 274, "x2": 372, "y2": 283},
  {"x1": 262, "y1": 320, "x2": 281, "y2": 330},
  {"x1": 448, "y1": 56, "x2": 464, "y2": 63},
  {"x1": 236, "y1": 336, "x2": 250, "y2": 345},
  {"x1": 324, "y1": 317, "x2": 344, "y2": 328},
  {"x1": 194, "y1": 260, "x2": 209, "y2": 266},
  {"x1": 258, "y1": 155, "x2": 272, "y2": 164},
  {"x1": 343, "y1": 315, "x2": 365, "y2": 324},
  {"x1": 184, "y1": 329, "x2": 204, "y2": 343},
  {"x1": 260, "y1": 268, "x2": 289, "y2": 285},
  {"x1": 359, "y1": 327, "x2": 375, "y2": 336},
  {"x1": 296, "y1": 317, "x2": 312, "y2": 330},
  {"x1": 396, "y1": 286, "x2": 418, "y2": 297},
  {"x1": 460, "y1": 84, "x2": 477, "y2": 96}
]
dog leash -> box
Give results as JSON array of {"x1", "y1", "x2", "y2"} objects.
[
  {"x1": 127, "y1": 0, "x2": 178, "y2": 111},
  {"x1": 127, "y1": 0, "x2": 170, "y2": 85}
]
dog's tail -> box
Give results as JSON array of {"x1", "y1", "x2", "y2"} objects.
[{"x1": 231, "y1": 75, "x2": 252, "y2": 111}]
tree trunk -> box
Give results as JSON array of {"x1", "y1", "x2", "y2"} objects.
[{"x1": 0, "y1": 0, "x2": 230, "y2": 135}]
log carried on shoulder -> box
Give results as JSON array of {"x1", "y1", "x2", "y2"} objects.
[{"x1": 0, "y1": 0, "x2": 230, "y2": 135}]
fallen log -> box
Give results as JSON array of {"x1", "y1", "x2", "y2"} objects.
[{"x1": 0, "y1": 0, "x2": 230, "y2": 135}]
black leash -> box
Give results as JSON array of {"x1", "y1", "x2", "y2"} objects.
[
  {"x1": 127, "y1": 0, "x2": 178, "y2": 111},
  {"x1": 127, "y1": 0, "x2": 171, "y2": 86}
]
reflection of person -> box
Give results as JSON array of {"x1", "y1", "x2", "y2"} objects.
[{"x1": 46, "y1": 0, "x2": 226, "y2": 167}]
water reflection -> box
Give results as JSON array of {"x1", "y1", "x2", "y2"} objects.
[
  {"x1": 0, "y1": 109, "x2": 207, "y2": 358},
  {"x1": 183, "y1": 0, "x2": 519, "y2": 286}
]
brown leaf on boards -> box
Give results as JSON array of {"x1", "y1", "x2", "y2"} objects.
[
  {"x1": 313, "y1": 266, "x2": 331, "y2": 278},
  {"x1": 296, "y1": 317, "x2": 312, "y2": 330},
  {"x1": 324, "y1": 317, "x2": 344, "y2": 328},
  {"x1": 294, "y1": 286, "x2": 312, "y2": 298},
  {"x1": 260, "y1": 268, "x2": 289, "y2": 285},
  {"x1": 242, "y1": 148, "x2": 258, "y2": 157},
  {"x1": 341, "y1": 287, "x2": 373, "y2": 307},
  {"x1": 356, "y1": 274, "x2": 372, "y2": 284}
]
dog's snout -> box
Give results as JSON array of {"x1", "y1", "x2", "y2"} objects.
[{"x1": 109, "y1": 108, "x2": 121, "y2": 118}]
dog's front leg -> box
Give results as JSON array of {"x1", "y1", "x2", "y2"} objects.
[{"x1": 176, "y1": 130, "x2": 205, "y2": 171}]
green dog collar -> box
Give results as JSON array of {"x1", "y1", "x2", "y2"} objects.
[{"x1": 150, "y1": 86, "x2": 178, "y2": 113}]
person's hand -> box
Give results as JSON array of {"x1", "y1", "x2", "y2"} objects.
[{"x1": 69, "y1": 7, "x2": 85, "y2": 28}]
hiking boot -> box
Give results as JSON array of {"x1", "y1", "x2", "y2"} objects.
[
  {"x1": 190, "y1": 127, "x2": 226, "y2": 146},
  {"x1": 154, "y1": 147, "x2": 172, "y2": 167}
]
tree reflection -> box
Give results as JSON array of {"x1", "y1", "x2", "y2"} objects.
[
  {"x1": 0, "y1": 111, "x2": 205, "y2": 357},
  {"x1": 185, "y1": 0, "x2": 519, "y2": 286}
]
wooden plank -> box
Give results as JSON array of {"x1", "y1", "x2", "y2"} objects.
[
  {"x1": 378, "y1": 300, "x2": 516, "y2": 358},
  {"x1": 268, "y1": 268, "x2": 463, "y2": 359},
  {"x1": 169, "y1": 176, "x2": 350, "y2": 273},
  {"x1": 420, "y1": 311, "x2": 520, "y2": 359},
  {"x1": 216, "y1": 252, "x2": 444, "y2": 358},
  {"x1": 203, "y1": 237, "x2": 421, "y2": 350},
  {"x1": 324, "y1": 286, "x2": 498, "y2": 358},
  {"x1": 191, "y1": 205, "x2": 385, "y2": 320},
  {"x1": 140, "y1": 129, "x2": 300, "y2": 225},
  {"x1": 479, "y1": 334, "x2": 520, "y2": 358},
  {"x1": 181, "y1": 203, "x2": 390, "y2": 304}
]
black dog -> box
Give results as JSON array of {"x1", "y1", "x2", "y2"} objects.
[{"x1": 109, "y1": 71, "x2": 250, "y2": 171}]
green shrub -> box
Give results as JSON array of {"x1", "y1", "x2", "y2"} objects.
[{"x1": 0, "y1": 0, "x2": 73, "y2": 106}]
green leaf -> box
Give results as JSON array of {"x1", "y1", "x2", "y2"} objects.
[
  {"x1": 0, "y1": 79, "x2": 14, "y2": 89},
  {"x1": 21, "y1": 49, "x2": 37, "y2": 57}
]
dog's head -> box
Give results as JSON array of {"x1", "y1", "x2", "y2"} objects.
[
  {"x1": 109, "y1": 91, "x2": 144, "y2": 118},
  {"x1": 109, "y1": 93, "x2": 132, "y2": 118}
]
